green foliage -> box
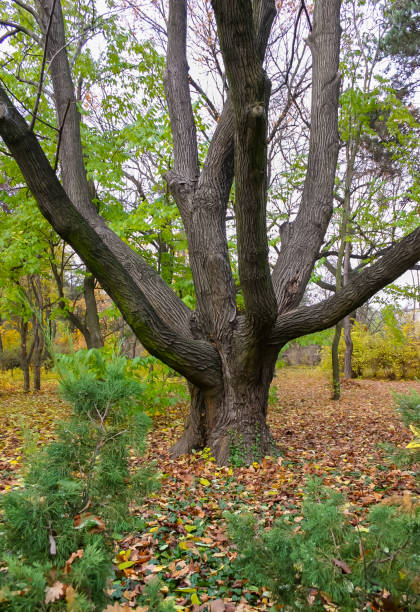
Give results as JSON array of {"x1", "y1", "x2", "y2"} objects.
[
  {"x1": 129, "y1": 354, "x2": 188, "y2": 416},
  {"x1": 141, "y1": 577, "x2": 177, "y2": 612},
  {"x1": 228, "y1": 478, "x2": 420, "y2": 609},
  {"x1": 386, "y1": 389, "x2": 420, "y2": 470},
  {"x1": 320, "y1": 317, "x2": 420, "y2": 379},
  {"x1": 229, "y1": 433, "x2": 247, "y2": 468},
  {"x1": 0, "y1": 348, "x2": 158, "y2": 610}
]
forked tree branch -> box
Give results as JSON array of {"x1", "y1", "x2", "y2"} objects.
[{"x1": 270, "y1": 224, "x2": 420, "y2": 345}]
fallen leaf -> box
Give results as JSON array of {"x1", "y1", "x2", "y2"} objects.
[
  {"x1": 64, "y1": 549, "x2": 84, "y2": 574},
  {"x1": 45, "y1": 581, "x2": 65, "y2": 604},
  {"x1": 332, "y1": 558, "x2": 351, "y2": 574}
]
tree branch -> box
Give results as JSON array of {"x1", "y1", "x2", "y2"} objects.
[
  {"x1": 188, "y1": 74, "x2": 219, "y2": 122},
  {"x1": 29, "y1": 0, "x2": 57, "y2": 131},
  {"x1": 0, "y1": 88, "x2": 222, "y2": 389},
  {"x1": 272, "y1": 0, "x2": 342, "y2": 314},
  {"x1": 0, "y1": 20, "x2": 41, "y2": 45},
  {"x1": 11, "y1": 0, "x2": 43, "y2": 29},
  {"x1": 270, "y1": 225, "x2": 420, "y2": 345},
  {"x1": 212, "y1": 0, "x2": 277, "y2": 333},
  {"x1": 163, "y1": 0, "x2": 199, "y2": 212}
]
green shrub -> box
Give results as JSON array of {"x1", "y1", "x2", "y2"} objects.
[
  {"x1": 228, "y1": 478, "x2": 419, "y2": 610},
  {"x1": 0, "y1": 348, "x2": 158, "y2": 610},
  {"x1": 384, "y1": 389, "x2": 420, "y2": 471},
  {"x1": 228, "y1": 391, "x2": 420, "y2": 609}
]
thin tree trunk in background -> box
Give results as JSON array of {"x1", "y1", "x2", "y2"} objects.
[
  {"x1": 331, "y1": 321, "x2": 343, "y2": 400},
  {"x1": 20, "y1": 320, "x2": 30, "y2": 393},
  {"x1": 83, "y1": 275, "x2": 103, "y2": 348},
  {"x1": 32, "y1": 317, "x2": 44, "y2": 391},
  {"x1": 343, "y1": 242, "x2": 354, "y2": 379},
  {"x1": 343, "y1": 314, "x2": 354, "y2": 378}
]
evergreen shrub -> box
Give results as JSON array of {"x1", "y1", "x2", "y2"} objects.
[
  {"x1": 0, "y1": 348, "x2": 159, "y2": 610},
  {"x1": 228, "y1": 391, "x2": 420, "y2": 610},
  {"x1": 228, "y1": 479, "x2": 419, "y2": 610}
]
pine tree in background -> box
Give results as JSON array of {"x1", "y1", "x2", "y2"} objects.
[{"x1": 0, "y1": 349, "x2": 159, "y2": 610}]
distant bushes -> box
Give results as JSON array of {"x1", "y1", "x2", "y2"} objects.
[
  {"x1": 321, "y1": 320, "x2": 420, "y2": 379},
  {"x1": 0, "y1": 348, "x2": 20, "y2": 372}
]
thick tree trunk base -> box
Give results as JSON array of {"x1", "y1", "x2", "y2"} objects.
[{"x1": 170, "y1": 369, "x2": 278, "y2": 465}]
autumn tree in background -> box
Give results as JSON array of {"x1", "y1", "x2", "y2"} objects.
[
  {"x1": 0, "y1": 0, "x2": 419, "y2": 463},
  {"x1": 311, "y1": 0, "x2": 420, "y2": 398}
]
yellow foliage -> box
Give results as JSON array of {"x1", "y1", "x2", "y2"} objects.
[
  {"x1": 0, "y1": 327, "x2": 20, "y2": 350},
  {"x1": 320, "y1": 320, "x2": 420, "y2": 379},
  {"x1": 406, "y1": 425, "x2": 420, "y2": 449}
]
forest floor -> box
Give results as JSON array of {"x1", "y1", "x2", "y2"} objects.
[{"x1": 0, "y1": 367, "x2": 419, "y2": 611}]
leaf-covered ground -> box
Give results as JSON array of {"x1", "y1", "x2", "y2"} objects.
[{"x1": 1, "y1": 367, "x2": 419, "y2": 611}]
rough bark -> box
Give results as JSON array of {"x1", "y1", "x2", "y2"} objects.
[
  {"x1": 171, "y1": 348, "x2": 278, "y2": 464},
  {"x1": 212, "y1": 0, "x2": 277, "y2": 334},
  {"x1": 272, "y1": 0, "x2": 342, "y2": 313}
]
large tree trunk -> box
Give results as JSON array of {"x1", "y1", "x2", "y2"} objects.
[{"x1": 171, "y1": 350, "x2": 277, "y2": 464}]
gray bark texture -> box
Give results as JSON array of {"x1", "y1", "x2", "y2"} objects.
[{"x1": 1, "y1": 0, "x2": 419, "y2": 462}]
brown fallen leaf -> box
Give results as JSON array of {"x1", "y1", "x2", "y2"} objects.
[
  {"x1": 209, "y1": 599, "x2": 226, "y2": 612},
  {"x1": 332, "y1": 558, "x2": 351, "y2": 574},
  {"x1": 73, "y1": 512, "x2": 105, "y2": 532},
  {"x1": 45, "y1": 581, "x2": 65, "y2": 604},
  {"x1": 64, "y1": 548, "x2": 84, "y2": 574}
]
